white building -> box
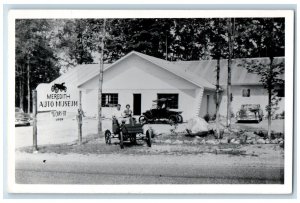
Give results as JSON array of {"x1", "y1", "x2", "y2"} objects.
[{"x1": 38, "y1": 51, "x2": 284, "y2": 121}]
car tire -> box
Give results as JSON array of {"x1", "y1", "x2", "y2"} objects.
[
  {"x1": 146, "y1": 130, "x2": 152, "y2": 147},
  {"x1": 169, "y1": 115, "x2": 178, "y2": 124},
  {"x1": 105, "y1": 130, "x2": 111, "y2": 145},
  {"x1": 139, "y1": 116, "x2": 148, "y2": 124},
  {"x1": 176, "y1": 115, "x2": 183, "y2": 123},
  {"x1": 120, "y1": 131, "x2": 124, "y2": 149}
]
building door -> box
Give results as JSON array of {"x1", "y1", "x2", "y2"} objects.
[{"x1": 133, "y1": 94, "x2": 142, "y2": 115}]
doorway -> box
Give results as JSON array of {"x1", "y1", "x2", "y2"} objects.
[{"x1": 133, "y1": 94, "x2": 142, "y2": 115}]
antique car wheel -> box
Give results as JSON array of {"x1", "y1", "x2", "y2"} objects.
[
  {"x1": 169, "y1": 115, "x2": 178, "y2": 124},
  {"x1": 139, "y1": 116, "x2": 148, "y2": 124},
  {"x1": 146, "y1": 130, "x2": 152, "y2": 147},
  {"x1": 104, "y1": 130, "x2": 111, "y2": 145},
  {"x1": 120, "y1": 131, "x2": 124, "y2": 149},
  {"x1": 55, "y1": 88, "x2": 59, "y2": 93},
  {"x1": 176, "y1": 115, "x2": 183, "y2": 123}
]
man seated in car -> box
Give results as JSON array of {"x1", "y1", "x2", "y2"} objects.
[{"x1": 112, "y1": 104, "x2": 123, "y2": 121}]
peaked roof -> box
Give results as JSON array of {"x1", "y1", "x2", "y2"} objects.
[
  {"x1": 173, "y1": 57, "x2": 284, "y2": 85},
  {"x1": 77, "y1": 51, "x2": 216, "y2": 89},
  {"x1": 52, "y1": 51, "x2": 284, "y2": 90}
]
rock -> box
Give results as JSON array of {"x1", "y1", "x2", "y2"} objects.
[
  {"x1": 265, "y1": 139, "x2": 270, "y2": 144},
  {"x1": 200, "y1": 139, "x2": 206, "y2": 144},
  {"x1": 186, "y1": 117, "x2": 209, "y2": 134},
  {"x1": 223, "y1": 128, "x2": 230, "y2": 134},
  {"x1": 206, "y1": 140, "x2": 219, "y2": 145},
  {"x1": 229, "y1": 138, "x2": 235, "y2": 143},
  {"x1": 231, "y1": 128, "x2": 239, "y2": 133},
  {"x1": 279, "y1": 141, "x2": 284, "y2": 148},
  {"x1": 244, "y1": 131, "x2": 256, "y2": 139},
  {"x1": 220, "y1": 138, "x2": 229, "y2": 144},
  {"x1": 232, "y1": 140, "x2": 241, "y2": 145},
  {"x1": 278, "y1": 138, "x2": 284, "y2": 142},
  {"x1": 246, "y1": 139, "x2": 254, "y2": 144},
  {"x1": 252, "y1": 140, "x2": 257, "y2": 145},
  {"x1": 172, "y1": 140, "x2": 183, "y2": 145},
  {"x1": 270, "y1": 138, "x2": 279, "y2": 144},
  {"x1": 257, "y1": 139, "x2": 266, "y2": 144}
]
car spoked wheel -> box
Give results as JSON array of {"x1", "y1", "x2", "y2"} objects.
[
  {"x1": 146, "y1": 130, "x2": 152, "y2": 147},
  {"x1": 139, "y1": 116, "x2": 148, "y2": 124},
  {"x1": 104, "y1": 130, "x2": 111, "y2": 145},
  {"x1": 176, "y1": 115, "x2": 183, "y2": 123},
  {"x1": 169, "y1": 115, "x2": 178, "y2": 125}
]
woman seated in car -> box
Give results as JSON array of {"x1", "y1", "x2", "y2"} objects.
[{"x1": 123, "y1": 104, "x2": 133, "y2": 124}]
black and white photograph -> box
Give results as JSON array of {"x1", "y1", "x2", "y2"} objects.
[{"x1": 7, "y1": 10, "x2": 294, "y2": 194}]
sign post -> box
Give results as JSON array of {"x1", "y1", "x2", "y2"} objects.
[
  {"x1": 32, "y1": 89, "x2": 38, "y2": 153},
  {"x1": 77, "y1": 91, "x2": 83, "y2": 145}
]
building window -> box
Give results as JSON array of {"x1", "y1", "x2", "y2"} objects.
[
  {"x1": 242, "y1": 89, "x2": 251, "y2": 97},
  {"x1": 157, "y1": 94, "x2": 178, "y2": 109},
  {"x1": 102, "y1": 93, "x2": 118, "y2": 107},
  {"x1": 275, "y1": 88, "x2": 284, "y2": 97}
]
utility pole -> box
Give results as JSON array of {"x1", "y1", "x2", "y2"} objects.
[
  {"x1": 77, "y1": 90, "x2": 83, "y2": 145},
  {"x1": 215, "y1": 18, "x2": 221, "y2": 139},
  {"x1": 98, "y1": 19, "x2": 106, "y2": 137},
  {"x1": 32, "y1": 90, "x2": 38, "y2": 153}
]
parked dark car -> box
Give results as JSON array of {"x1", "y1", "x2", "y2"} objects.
[
  {"x1": 15, "y1": 107, "x2": 31, "y2": 126},
  {"x1": 139, "y1": 98, "x2": 183, "y2": 124},
  {"x1": 236, "y1": 104, "x2": 264, "y2": 123}
]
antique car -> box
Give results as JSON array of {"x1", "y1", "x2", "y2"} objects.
[
  {"x1": 15, "y1": 107, "x2": 31, "y2": 126},
  {"x1": 51, "y1": 82, "x2": 67, "y2": 93},
  {"x1": 236, "y1": 104, "x2": 264, "y2": 123},
  {"x1": 104, "y1": 116, "x2": 152, "y2": 149},
  {"x1": 138, "y1": 98, "x2": 183, "y2": 124}
]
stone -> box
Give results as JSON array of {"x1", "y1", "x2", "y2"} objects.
[
  {"x1": 246, "y1": 139, "x2": 254, "y2": 144},
  {"x1": 244, "y1": 131, "x2": 256, "y2": 139},
  {"x1": 172, "y1": 140, "x2": 183, "y2": 145},
  {"x1": 270, "y1": 138, "x2": 279, "y2": 144},
  {"x1": 186, "y1": 117, "x2": 209, "y2": 134},
  {"x1": 220, "y1": 138, "x2": 229, "y2": 144},
  {"x1": 257, "y1": 139, "x2": 266, "y2": 144},
  {"x1": 279, "y1": 141, "x2": 284, "y2": 148},
  {"x1": 232, "y1": 140, "x2": 241, "y2": 145},
  {"x1": 206, "y1": 139, "x2": 219, "y2": 145},
  {"x1": 230, "y1": 138, "x2": 235, "y2": 143},
  {"x1": 223, "y1": 128, "x2": 230, "y2": 134},
  {"x1": 265, "y1": 139, "x2": 270, "y2": 144}
]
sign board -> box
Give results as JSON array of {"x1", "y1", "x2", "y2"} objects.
[{"x1": 36, "y1": 82, "x2": 79, "y2": 121}]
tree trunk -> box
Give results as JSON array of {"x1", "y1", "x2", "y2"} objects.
[
  {"x1": 27, "y1": 59, "x2": 30, "y2": 113},
  {"x1": 216, "y1": 58, "x2": 221, "y2": 138},
  {"x1": 98, "y1": 19, "x2": 106, "y2": 137},
  {"x1": 226, "y1": 18, "x2": 234, "y2": 128},
  {"x1": 215, "y1": 18, "x2": 221, "y2": 139},
  {"x1": 19, "y1": 66, "x2": 24, "y2": 110},
  {"x1": 267, "y1": 57, "x2": 274, "y2": 139}
]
